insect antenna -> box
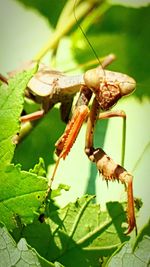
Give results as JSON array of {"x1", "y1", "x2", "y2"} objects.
[{"x1": 73, "y1": 0, "x2": 106, "y2": 77}]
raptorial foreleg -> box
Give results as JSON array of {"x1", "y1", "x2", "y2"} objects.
[{"x1": 85, "y1": 98, "x2": 136, "y2": 234}]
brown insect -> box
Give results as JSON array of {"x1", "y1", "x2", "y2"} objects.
[
  {"x1": 1, "y1": 54, "x2": 136, "y2": 233},
  {"x1": 45, "y1": 56, "x2": 136, "y2": 234}
]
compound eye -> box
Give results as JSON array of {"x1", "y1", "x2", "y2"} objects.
[{"x1": 119, "y1": 79, "x2": 136, "y2": 96}]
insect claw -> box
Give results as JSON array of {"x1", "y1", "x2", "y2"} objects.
[{"x1": 124, "y1": 221, "x2": 137, "y2": 235}]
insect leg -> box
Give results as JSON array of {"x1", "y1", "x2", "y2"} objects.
[
  {"x1": 20, "y1": 110, "x2": 45, "y2": 123},
  {"x1": 98, "y1": 110, "x2": 126, "y2": 166},
  {"x1": 20, "y1": 96, "x2": 54, "y2": 123},
  {"x1": 47, "y1": 86, "x2": 92, "y2": 194},
  {"x1": 55, "y1": 86, "x2": 92, "y2": 158},
  {"x1": 60, "y1": 96, "x2": 74, "y2": 123},
  {"x1": 85, "y1": 98, "x2": 136, "y2": 234}
]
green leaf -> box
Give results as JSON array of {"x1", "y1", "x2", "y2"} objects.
[
  {"x1": 30, "y1": 157, "x2": 47, "y2": 177},
  {"x1": 51, "y1": 184, "x2": 70, "y2": 198},
  {"x1": 107, "y1": 235, "x2": 150, "y2": 267},
  {"x1": 22, "y1": 196, "x2": 129, "y2": 266},
  {"x1": 0, "y1": 67, "x2": 37, "y2": 169},
  {"x1": 0, "y1": 66, "x2": 48, "y2": 231},
  {"x1": 133, "y1": 219, "x2": 150, "y2": 251},
  {"x1": 0, "y1": 164, "x2": 47, "y2": 230},
  {"x1": 107, "y1": 0, "x2": 150, "y2": 8},
  {"x1": 0, "y1": 223, "x2": 56, "y2": 267}
]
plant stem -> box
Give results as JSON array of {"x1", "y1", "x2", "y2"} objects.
[
  {"x1": 78, "y1": 1, "x2": 110, "y2": 33},
  {"x1": 33, "y1": 1, "x2": 94, "y2": 62},
  {"x1": 132, "y1": 141, "x2": 150, "y2": 172}
]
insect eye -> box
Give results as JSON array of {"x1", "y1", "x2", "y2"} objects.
[{"x1": 119, "y1": 80, "x2": 136, "y2": 96}]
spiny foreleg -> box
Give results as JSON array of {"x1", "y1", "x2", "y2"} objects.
[
  {"x1": 91, "y1": 148, "x2": 136, "y2": 234},
  {"x1": 85, "y1": 98, "x2": 136, "y2": 234},
  {"x1": 47, "y1": 86, "x2": 92, "y2": 194}
]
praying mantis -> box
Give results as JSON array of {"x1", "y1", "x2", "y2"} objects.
[
  {"x1": 17, "y1": 52, "x2": 136, "y2": 234},
  {"x1": 0, "y1": 53, "x2": 136, "y2": 234}
]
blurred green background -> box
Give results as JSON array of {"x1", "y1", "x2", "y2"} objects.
[{"x1": 0, "y1": 0, "x2": 150, "y2": 231}]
